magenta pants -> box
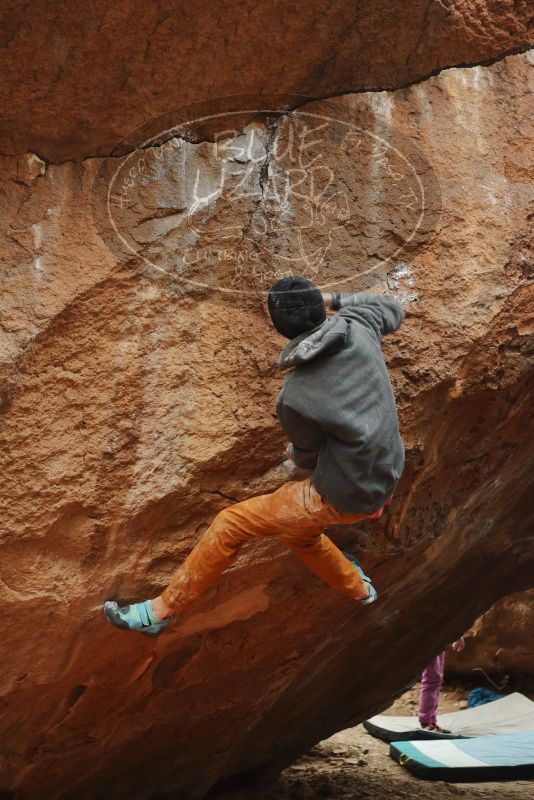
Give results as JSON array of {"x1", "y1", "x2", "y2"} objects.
[{"x1": 418, "y1": 652, "x2": 445, "y2": 725}]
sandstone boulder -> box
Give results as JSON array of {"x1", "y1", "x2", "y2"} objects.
[
  {"x1": 448, "y1": 590, "x2": 534, "y2": 679},
  {"x1": 0, "y1": 4, "x2": 533, "y2": 799},
  {"x1": 0, "y1": 0, "x2": 531, "y2": 161}
]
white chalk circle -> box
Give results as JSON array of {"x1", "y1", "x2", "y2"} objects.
[{"x1": 92, "y1": 96, "x2": 441, "y2": 299}]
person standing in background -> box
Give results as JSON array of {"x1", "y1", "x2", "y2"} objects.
[{"x1": 419, "y1": 638, "x2": 466, "y2": 732}]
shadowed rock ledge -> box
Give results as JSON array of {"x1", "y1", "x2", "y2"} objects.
[{"x1": 0, "y1": 0, "x2": 532, "y2": 161}]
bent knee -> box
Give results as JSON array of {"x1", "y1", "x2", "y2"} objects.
[
  {"x1": 212, "y1": 507, "x2": 233, "y2": 528},
  {"x1": 209, "y1": 507, "x2": 248, "y2": 549}
]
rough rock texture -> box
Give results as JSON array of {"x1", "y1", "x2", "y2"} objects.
[
  {"x1": 0, "y1": 0, "x2": 532, "y2": 161},
  {"x1": 1, "y1": 6, "x2": 533, "y2": 800},
  {"x1": 448, "y1": 589, "x2": 534, "y2": 678}
]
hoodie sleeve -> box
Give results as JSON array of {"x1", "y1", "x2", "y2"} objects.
[
  {"x1": 276, "y1": 400, "x2": 323, "y2": 470},
  {"x1": 338, "y1": 293, "x2": 404, "y2": 338}
]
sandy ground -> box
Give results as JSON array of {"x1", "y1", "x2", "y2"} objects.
[{"x1": 217, "y1": 684, "x2": 533, "y2": 799}]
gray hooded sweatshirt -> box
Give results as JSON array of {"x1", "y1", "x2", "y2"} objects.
[{"x1": 276, "y1": 293, "x2": 405, "y2": 514}]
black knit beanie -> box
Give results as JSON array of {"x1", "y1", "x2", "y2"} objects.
[{"x1": 267, "y1": 276, "x2": 326, "y2": 339}]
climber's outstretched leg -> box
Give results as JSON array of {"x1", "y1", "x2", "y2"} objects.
[{"x1": 104, "y1": 478, "x2": 383, "y2": 634}]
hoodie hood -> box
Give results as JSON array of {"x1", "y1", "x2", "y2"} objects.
[{"x1": 279, "y1": 315, "x2": 350, "y2": 370}]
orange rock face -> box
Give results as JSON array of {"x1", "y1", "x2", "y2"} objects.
[
  {"x1": 448, "y1": 590, "x2": 534, "y2": 678},
  {"x1": 0, "y1": 4, "x2": 533, "y2": 799},
  {"x1": 0, "y1": 0, "x2": 531, "y2": 161}
]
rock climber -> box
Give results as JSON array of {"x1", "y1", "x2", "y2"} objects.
[{"x1": 104, "y1": 276, "x2": 406, "y2": 635}]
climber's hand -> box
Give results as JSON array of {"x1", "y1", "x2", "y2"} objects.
[{"x1": 451, "y1": 637, "x2": 465, "y2": 653}]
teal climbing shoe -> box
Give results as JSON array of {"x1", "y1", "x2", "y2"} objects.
[
  {"x1": 342, "y1": 551, "x2": 378, "y2": 605},
  {"x1": 103, "y1": 599, "x2": 170, "y2": 636}
]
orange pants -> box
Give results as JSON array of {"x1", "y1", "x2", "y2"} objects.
[{"x1": 161, "y1": 478, "x2": 382, "y2": 610}]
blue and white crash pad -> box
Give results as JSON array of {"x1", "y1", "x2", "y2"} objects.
[
  {"x1": 364, "y1": 692, "x2": 534, "y2": 741},
  {"x1": 390, "y1": 731, "x2": 534, "y2": 781}
]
